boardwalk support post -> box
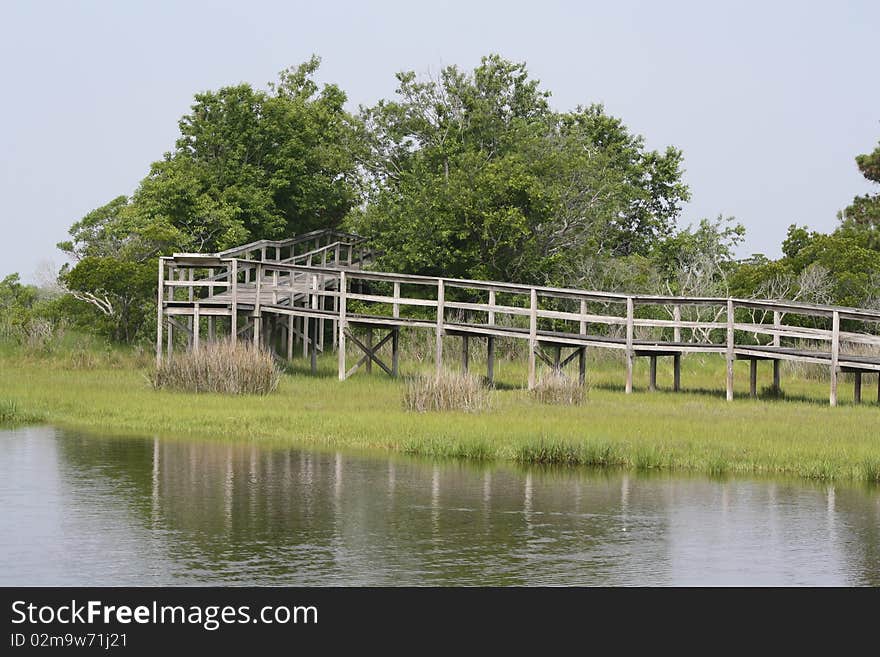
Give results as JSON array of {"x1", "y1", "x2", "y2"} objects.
[
  {"x1": 625, "y1": 297, "x2": 634, "y2": 394},
  {"x1": 648, "y1": 356, "x2": 657, "y2": 392},
  {"x1": 726, "y1": 298, "x2": 734, "y2": 401},
  {"x1": 338, "y1": 271, "x2": 347, "y2": 380},
  {"x1": 156, "y1": 258, "x2": 164, "y2": 366},
  {"x1": 436, "y1": 279, "x2": 445, "y2": 377},
  {"x1": 749, "y1": 358, "x2": 757, "y2": 398},
  {"x1": 673, "y1": 354, "x2": 681, "y2": 392},
  {"x1": 487, "y1": 337, "x2": 495, "y2": 385},
  {"x1": 830, "y1": 310, "x2": 840, "y2": 407},
  {"x1": 528, "y1": 289, "x2": 538, "y2": 390},
  {"x1": 854, "y1": 371, "x2": 862, "y2": 404}
]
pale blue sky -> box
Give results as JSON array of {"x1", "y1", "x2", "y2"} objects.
[{"x1": 1, "y1": 0, "x2": 878, "y2": 282}]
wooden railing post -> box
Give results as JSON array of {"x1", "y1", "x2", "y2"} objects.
[
  {"x1": 253, "y1": 263, "x2": 262, "y2": 348},
  {"x1": 830, "y1": 310, "x2": 840, "y2": 407},
  {"x1": 489, "y1": 290, "x2": 496, "y2": 326},
  {"x1": 673, "y1": 305, "x2": 681, "y2": 343},
  {"x1": 726, "y1": 298, "x2": 735, "y2": 401},
  {"x1": 625, "y1": 297, "x2": 634, "y2": 394},
  {"x1": 772, "y1": 310, "x2": 781, "y2": 390},
  {"x1": 580, "y1": 298, "x2": 587, "y2": 336},
  {"x1": 435, "y1": 279, "x2": 445, "y2": 377},
  {"x1": 156, "y1": 258, "x2": 164, "y2": 366},
  {"x1": 528, "y1": 288, "x2": 538, "y2": 390},
  {"x1": 230, "y1": 260, "x2": 238, "y2": 342},
  {"x1": 338, "y1": 271, "x2": 347, "y2": 380},
  {"x1": 393, "y1": 282, "x2": 400, "y2": 319}
]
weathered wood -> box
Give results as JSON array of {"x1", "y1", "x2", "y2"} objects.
[
  {"x1": 830, "y1": 310, "x2": 840, "y2": 407},
  {"x1": 230, "y1": 260, "x2": 238, "y2": 342},
  {"x1": 649, "y1": 356, "x2": 657, "y2": 392},
  {"x1": 156, "y1": 258, "x2": 165, "y2": 366},
  {"x1": 287, "y1": 315, "x2": 294, "y2": 360},
  {"x1": 625, "y1": 297, "x2": 634, "y2": 394},
  {"x1": 528, "y1": 288, "x2": 538, "y2": 390},
  {"x1": 673, "y1": 354, "x2": 681, "y2": 392},
  {"x1": 365, "y1": 327, "x2": 373, "y2": 375},
  {"x1": 344, "y1": 328, "x2": 395, "y2": 378},
  {"x1": 749, "y1": 358, "x2": 757, "y2": 398},
  {"x1": 487, "y1": 336, "x2": 495, "y2": 384},
  {"x1": 338, "y1": 271, "x2": 347, "y2": 381},
  {"x1": 253, "y1": 263, "x2": 262, "y2": 348},
  {"x1": 309, "y1": 317, "x2": 317, "y2": 374},
  {"x1": 436, "y1": 280, "x2": 445, "y2": 377},
  {"x1": 461, "y1": 335, "x2": 469, "y2": 373},
  {"x1": 726, "y1": 299, "x2": 735, "y2": 402},
  {"x1": 578, "y1": 347, "x2": 586, "y2": 386},
  {"x1": 392, "y1": 328, "x2": 399, "y2": 378},
  {"x1": 773, "y1": 359, "x2": 780, "y2": 391},
  {"x1": 161, "y1": 230, "x2": 880, "y2": 406},
  {"x1": 854, "y1": 371, "x2": 862, "y2": 404},
  {"x1": 193, "y1": 304, "x2": 200, "y2": 353}
]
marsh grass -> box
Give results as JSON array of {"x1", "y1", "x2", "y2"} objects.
[
  {"x1": 150, "y1": 340, "x2": 280, "y2": 395},
  {"x1": 0, "y1": 399, "x2": 45, "y2": 425},
  {"x1": 3, "y1": 345, "x2": 880, "y2": 484},
  {"x1": 402, "y1": 371, "x2": 491, "y2": 412},
  {"x1": 531, "y1": 371, "x2": 587, "y2": 405}
]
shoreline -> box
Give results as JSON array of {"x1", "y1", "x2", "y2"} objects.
[{"x1": 3, "y1": 353, "x2": 880, "y2": 485}]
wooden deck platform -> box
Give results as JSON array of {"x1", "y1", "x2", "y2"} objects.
[{"x1": 156, "y1": 230, "x2": 880, "y2": 406}]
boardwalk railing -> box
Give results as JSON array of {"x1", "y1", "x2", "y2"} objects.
[{"x1": 157, "y1": 232, "x2": 880, "y2": 407}]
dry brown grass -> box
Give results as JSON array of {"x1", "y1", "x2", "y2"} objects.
[
  {"x1": 530, "y1": 370, "x2": 587, "y2": 405},
  {"x1": 150, "y1": 339, "x2": 280, "y2": 395},
  {"x1": 402, "y1": 371, "x2": 491, "y2": 413}
]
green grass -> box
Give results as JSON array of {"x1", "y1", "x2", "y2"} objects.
[
  {"x1": 1, "y1": 342, "x2": 880, "y2": 484},
  {"x1": 0, "y1": 398, "x2": 47, "y2": 426}
]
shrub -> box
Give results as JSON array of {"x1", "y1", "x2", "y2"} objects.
[
  {"x1": 530, "y1": 370, "x2": 586, "y2": 405},
  {"x1": 402, "y1": 371, "x2": 491, "y2": 412},
  {"x1": 150, "y1": 339, "x2": 280, "y2": 395}
]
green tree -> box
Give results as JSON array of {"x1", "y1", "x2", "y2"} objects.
[
  {"x1": 57, "y1": 57, "x2": 362, "y2": 342},
  {"x1": 837, "y1": 140, "x2": 880, "y2": 250},
  {"x1": 348, "y1": 55, "x2": 689, "y2": 284}
]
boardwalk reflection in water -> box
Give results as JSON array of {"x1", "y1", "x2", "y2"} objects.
[{"x1": 1, "y1": 426, "x2": 879, "y2": 585}]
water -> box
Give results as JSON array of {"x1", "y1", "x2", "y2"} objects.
[{"x1": 1, "y1": 426, "x2": 879, "y2": 586}]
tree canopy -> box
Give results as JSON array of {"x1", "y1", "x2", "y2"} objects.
[
  {"x1": 16, "y1": 53, "x2": 874, "y2": 346},
  {"x1": 347, "y1": 55, "x2": 689, "y2": 284}
]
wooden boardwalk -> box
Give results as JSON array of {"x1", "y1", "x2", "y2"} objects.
[{"x1": 157, "y1": 230, "x2": 880, "y2": 406}]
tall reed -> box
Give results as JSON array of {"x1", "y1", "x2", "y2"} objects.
[
  {"x1": 530, "y1": 370, "x2": 587, "y2": 405},
  {"x1": 151, "y1": 340, "x2": 280, "y2": 395},
  {"x1": 402, "y1": 371, "x2": 491, "y2": 412}
]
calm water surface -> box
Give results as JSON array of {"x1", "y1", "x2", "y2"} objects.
[{"x1": 1, "y1": 426, "x2": 879, "y2": 585}]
